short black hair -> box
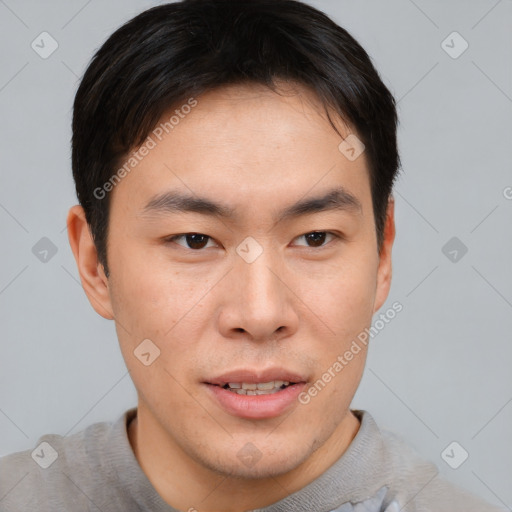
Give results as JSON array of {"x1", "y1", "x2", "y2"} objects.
[{"x1": 72, "y1": 0, "x2": 400, "y2": 276}]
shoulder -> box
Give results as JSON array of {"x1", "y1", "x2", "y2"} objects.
[
  {"x1": 0, "y1": 414, "x2": 127, "y2": 511},
  {"x1": 373, "y1": 419, "x2": 506, "y2": 512}
]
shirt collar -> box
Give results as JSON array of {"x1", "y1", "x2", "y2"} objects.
[{"x1": 107, "y1": 408, "x2": 391, "y2": 512}]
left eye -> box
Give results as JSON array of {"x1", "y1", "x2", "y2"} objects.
[
  {"x1": 166, "y1": 231, "x2": 338, "y2": 250},
  {"x1": 293, "y1": 231, "x2": 338, "y2": 248}
]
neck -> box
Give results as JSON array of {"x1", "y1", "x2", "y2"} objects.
[{"x1": 128, "y1": 404, "x2": 360, "y2": 512}]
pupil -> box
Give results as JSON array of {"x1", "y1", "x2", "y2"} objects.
[
  {"x1": 187, "y1": 234, "x2": 208, "y2": 249},
  {"x1": 306, "y1": 232, "x2": 326, "y2": 247}
]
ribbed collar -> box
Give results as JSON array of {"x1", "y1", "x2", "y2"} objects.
[{"x1": 105, "y1": 408, "x2": 392, "y2": 512}]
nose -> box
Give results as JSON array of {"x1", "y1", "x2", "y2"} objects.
[{"x1": 217, "y1": 247, "x2": 299, "y2": 343}]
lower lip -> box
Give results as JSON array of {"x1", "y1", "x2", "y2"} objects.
[{"x1": 205, "y1": 383, "x2": 307, "y2": 419}]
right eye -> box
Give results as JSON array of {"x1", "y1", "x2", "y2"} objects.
[{"x1": 164, "y1": 233, "x2": 219, "y2": 251}]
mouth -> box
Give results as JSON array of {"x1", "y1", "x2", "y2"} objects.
[
  {"x1": 218, "y1": 380, "x2": 297, "y2": 395},
  {"x1": 203, "y1": 369, "x2": 308, "y2": 419}
]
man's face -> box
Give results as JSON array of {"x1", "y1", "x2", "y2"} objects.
[{"x1": 92, "y1": 83, "x2": 393, "y2": 479}]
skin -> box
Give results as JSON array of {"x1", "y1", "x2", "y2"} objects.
[{"x1": 67, "y1": 81, "x2": 395, "y2": 512}]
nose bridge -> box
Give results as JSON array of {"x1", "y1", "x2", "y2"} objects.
[
  {"x1": 238, "y1": 242, "x2": 282, "y2": 308},
  {"x1": 227, "y1": 238, "x2": 293, "y2": 338}
]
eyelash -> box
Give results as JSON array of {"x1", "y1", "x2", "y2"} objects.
[{"x1": 165, "y1": 231, "x2": 341, "y2": 251}]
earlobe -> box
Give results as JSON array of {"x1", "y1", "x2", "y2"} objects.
[
  {"x1": 373, "y1": 196, "x2": 396, "y2": 313},
  {"x1": 66, "y1": 205, "x2": 114, "y2": 320}
]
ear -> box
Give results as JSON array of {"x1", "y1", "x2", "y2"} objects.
[
  {"x1": 373, "y1": 196, "x2": 396, "y2": 313},
  {"x1": 66, "y1": 205, "x2": 114, "y2": 320}
]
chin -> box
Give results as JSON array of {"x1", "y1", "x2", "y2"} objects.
[{"x1": 193, "y1": 441, "x2": 312, "y2": 481}]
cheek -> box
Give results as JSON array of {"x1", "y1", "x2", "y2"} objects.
[
  {"x1": 111, "y1": 266, "x2": 207, "y2": 416},
  {"x1": 108, "y1": 249, "x2": 215, "y2": 389},
  {"x1": 296, "y1": 252, "x2": 378, "y2": 341},
  {"x1": 109, "y1": 242, "x2": 202, "y2": 335}
]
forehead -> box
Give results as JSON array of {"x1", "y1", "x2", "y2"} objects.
[{"x1": 110, "y1": 82, "x2": 371, "y2": 220}]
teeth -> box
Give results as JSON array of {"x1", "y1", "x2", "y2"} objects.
[
  {"x1": 223, "y1": 380, "x2": 293, "y2": 395},
  {"x1": 256, "y1": 381, "x2": 275, "y2": 390}
]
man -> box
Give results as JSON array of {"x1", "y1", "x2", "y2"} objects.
[{"x1": 0, "y1": 0, "x2": 505, "y2": 510}]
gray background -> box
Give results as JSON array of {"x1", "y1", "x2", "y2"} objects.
[{"x1": 0, "y1": 0, "x2": 511, "y2": 508}]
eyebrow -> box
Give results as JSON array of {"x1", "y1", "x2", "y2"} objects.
[{"x1": 141, "y1": 186, "x2": 362, "y2": 224}]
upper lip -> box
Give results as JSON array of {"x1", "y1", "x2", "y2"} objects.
[{"x1": 206, "y1": 368, "x2": 308, "y2": 386}]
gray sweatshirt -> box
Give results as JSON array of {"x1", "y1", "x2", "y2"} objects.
[{"x1": 0, "y1": 408, "x2": 505, "y2": 511}]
